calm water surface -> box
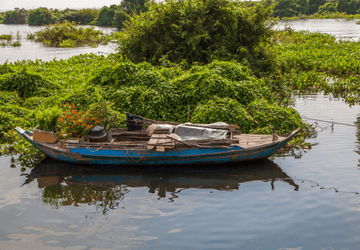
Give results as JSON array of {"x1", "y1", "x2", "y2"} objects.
[
  {"x1": 0, "y1": 24, "x2": 117, "y2": 64},
  {"x1": 279, "y1": 19, "x2": 360, "y2": 40},
  {"x1": 1, "y1": 22, "x2": 360, "y2": 250}
]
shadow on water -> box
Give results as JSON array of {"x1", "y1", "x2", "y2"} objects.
[{"x1": 20, "y1": 158, "x2": 299, "y2": 214}]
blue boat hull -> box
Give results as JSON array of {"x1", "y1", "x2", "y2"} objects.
[{"x1": 15, "y1": 127, "x2": 301, "y2": 165}]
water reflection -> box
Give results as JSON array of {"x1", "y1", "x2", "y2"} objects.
[{"x1": 21, "y1": 158, "x2": 299, "y2": 214}]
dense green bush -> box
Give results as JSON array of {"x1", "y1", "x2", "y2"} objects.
[
  {"x1": 318, "y1": 2, "x2": 337, "y2": 14},
  {"x1": 113, "y1": 0, "x2": 148, "y2": 30},
  {"x1": 2, "y1": 8, "x2": 29, "y2": 24},
  {"x1": 118, "y1": 0, "x2": 275, "y2": 74},
  {"x1": 27, "y1": 7, "x2": 56, "y2": 26},
  {"x1": 0, "y1": 69, "x2": 53, "y2": 98},
  {"x1": 191, "y1": 97, "x2": 256, "y2": 133},
  {"x1": 0, "y1": 91, "x2": 21, "y2": 105},
  {"x1": 111, "y1": 85, "x2": 165, "y2": 120},
  {"x1": 90, "y1": 61, "x2": 164, "y2": 88},
  {"x1": 0, "y1": 63, "x2": 14, "y2": 75},
  {"x1": 58, "y1": 8, "x2": 99, "y2": 25},
  {"x1": 247, "y1": 99, "x2": 303, "y2": 134},
  {"x1": 31, "y1": 21, "x2": 109, "y2": 47},
  {"x1": 0, "y1": 111, "x2": 20, "y2": 139},
  {"x1": 91, "y1": 5, "x2": 117, "y2": 26}
]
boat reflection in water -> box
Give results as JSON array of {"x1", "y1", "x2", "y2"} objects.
[{"x1": 22, "y1": 158, "x2": 299, "y2": 214}]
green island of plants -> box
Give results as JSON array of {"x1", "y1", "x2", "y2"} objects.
[
  {"x1": 27, "y1": 21, "x2": 114, "y2": 47},
  {"x1": 0, "y1": 0, "x2": 330, "y2": 168},
  {"x1": 0, "y1": 33, "x2": 22, "y2": 47}
]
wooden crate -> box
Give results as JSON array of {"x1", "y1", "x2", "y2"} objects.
[{"x1": 33, "y1": 127, "x2": 57, "y2": 143}]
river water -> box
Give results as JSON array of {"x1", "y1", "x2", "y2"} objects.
[{"x1": 1, "y1": 21, "x2": 360, "y2": 249}]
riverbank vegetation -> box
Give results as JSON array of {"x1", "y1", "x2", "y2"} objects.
[
  {"x1": 0, "y1": 0, "x2": 147, "y2": 29},
  {"x1": 269, "y1": 27, "x2": 360, "y2": 105},
  {"x1": 272, "y1": 0, "x2": 360, "y2": 19}
]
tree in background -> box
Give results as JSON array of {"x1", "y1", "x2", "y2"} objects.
[
  {"x1": 274, "y1": 0, "x2": 300, "y2": 17},
  {"x1": 348, "y1": 0, "x2": 357, "y2": 14},
  {"x1": 91, "y1": 5, "x2": 117, "y2": 26},
  {"x1": 118, "y1": 0, "x2": 275, "y2": 74},
  {"x1": 58, "y1": 8, "x2": 99, "y2": 25},
  {"x1": 0, "y1": 12, "x2": 5, "y2": 24},
  {"x1": 297, "y1": 0, "x2": 309, "y2": 14},
  {"x1": 336, "y1": 0, "x2": 357, "y2": 14},
  {"x1": 3, "y1": 8, "x2": 29, "y2": 24},
  {"x1": 318, "y1": 2, "x2": 337, "y2": 13},
  {"x1": 337, "y1": 0, "x2": 350, "y2": 12},
  {"x1": 113, "y1": 9, "x2": 128, "y2": 30},
  {"x1": 28, "y1": 7, "x2": 55, "y2": 26},
  {"x1": 308, "y1": 0, "x2": 326, "y2": 14},
  {"x1": 113, "y1": 0, "x2": 148, "y2": 30}
]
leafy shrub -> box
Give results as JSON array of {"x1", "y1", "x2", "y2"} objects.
[
  {"x1": 11, "y1": 41, "x2": 21, "y2": 47},
  {"x1": 90, "y1": 61, "x2": 166, "y2": 88},
  {"x1": 0, "y1": 63, "x2": 14, "y2": 75},
  {"x1": 0, "y1": 91, "x2": 21, "y2": 105},
  {"x1": 35, "y1": 107, "x2": 61, "y2": 132},
  {"x1": 118, "y1": 0, "x2": 275, "y2": 70},
  {"x1": 190, "y1": 97, "x2": 256, "y2": 133},
  {"x1": 0, "y1": 111, "x2": 19, "y2": 139},
  {"x1": 2, "y1": 8, "x2": 29, "y2": 24},
  {"x1": 111, "y1": 85, "x2": 165, "y2": 120},
  {"x1": 33, "y1": 21, "x2": 108, "y2": 47},
  {"x1": 58, "y1": 8, "x2": 99, "y2": 25},
  {"x1": 22, "y1": 96, "x2": 46, "y2": 109},
  {"x1": 2, "y1": 104, "x2": 29, "y2": 118},
  {"x1": 0, "y1": 69, "x2": 53, "y2": 98},
  {"x1": 91, "y1": 5, "x2": 117, "y2": 26},
  {"x1": 247, "y1": 99, "x2": 303, "y2": 134},
  {"x1": 27, "y1": 7, "x2": 56, "y2": 26},
  {"x1": 0, "y1": 34, "x2": 12, "y2": 40}
]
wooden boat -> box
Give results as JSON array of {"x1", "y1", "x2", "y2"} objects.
[{"x1": 15, "y1": 115, "x2": 301, "y2": 165}]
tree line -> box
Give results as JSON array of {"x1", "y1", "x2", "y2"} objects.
[
  {"x1": 0, "y1": 0, "x2": 146, "y2": 29},
  {"x1": 271, "y1": 0, "x2": 360, "y2": 18}
]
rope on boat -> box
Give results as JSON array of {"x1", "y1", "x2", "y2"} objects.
[
  {"x1": 301, "y1": 116, "x2": 358, "y2": 127},
  {"x1": 124, "y1": 145, "x2": 148, "y2": 163}
]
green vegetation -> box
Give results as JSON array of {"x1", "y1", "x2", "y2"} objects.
[
  {"x1": 118, "y1": 0, "x2": 275, "y2": 75},
  {"x1": 27, "y1": 7, "x2": 56, "y2": 26},
  {"x1": 0, "y1": 54, "x2": 308, "y2": 167},
  {"x1": 113, "y1": 0, "x2": 147, "y2": 30},
  {"x1": 2, "y1": 0, "x2": 330, "y2": 168},
  {"x1": 0, "y1": 12, "x2": 5, "y2": 23},
  {"x1": 1, "y1": 0, "x2": 146, "y2": 29},
  {"x1": 35, "y1": 107, "x2": 61, "y2": 131},
  {"x1": 269, "y1": 28, "x2": 360, "y2": 105},
  {"x1": 0, "y1": 34, "x2": 12, "y2": 40},
  {"x1": 91, "y1": 5, "x2": 117, "y2": 26},
  {"x1": 2, "y1": 8, "x2": 29, "y2": 24},
  {"x1": 273, "y1": 0, "x2": 360, "y2": 19},
  {"x1": 28, "y1": 21, "x2": 112, "y2": 47},
  {"x1": 57, "y1": 8, "x2": 100, "y2": 25}
]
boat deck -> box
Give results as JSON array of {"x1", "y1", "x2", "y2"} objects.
[
  {"x1": 28, "y1": 132, "x2": 287, "y2": 151},
  {"x1": 234, "y1": 134, "x2": 283, "y2": 149}
]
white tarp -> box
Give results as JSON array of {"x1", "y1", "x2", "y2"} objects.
[
  {"x1": 184, "y1": 122, "x2": 229, "y2": 130},
  {"x1": 175, "y1": 124, "x2": 228, "y2": 140}
]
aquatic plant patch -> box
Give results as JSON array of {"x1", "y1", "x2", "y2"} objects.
[
  {"x1": 0, "y1": 54, "x2": 311, "y2": 167},
  {"x1": 28, "y1": 21, "x2": 113, "y2": 47}
]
